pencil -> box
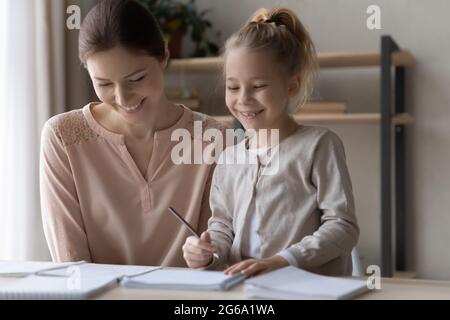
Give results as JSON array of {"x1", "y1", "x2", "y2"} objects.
[{"x1": 168, "y1": 206, "x2": 219, "y2": 260}]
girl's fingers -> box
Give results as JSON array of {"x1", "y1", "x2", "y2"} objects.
[
  {"x1": 225, "y1": 260, "x2": 255, "y2": 275},
  {"x1": 186, "y1": 236, "x2": 214, "y2": 252},
  {"x1": 183, "y1": 246, "x2": 212, "y2": 259},
  {"x1": 224, "y1": 262, "x2": 243, "y2": 274},
  {"x1": 241, "y1": 263, "x2": 265, "y2": 276},
  {"x1": 200, "y1": 231, "x2": 211, "y2": 243},
  {"x1": 183, "y1": 252, "x2": 212, "y2": 265},
  {"x1": 185, "y1": 255, "x2": 211, "y2": 263}
]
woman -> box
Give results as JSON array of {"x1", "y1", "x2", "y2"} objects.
[{"x1": 40, "y1": 0, "x2": 225, "y2": 267}]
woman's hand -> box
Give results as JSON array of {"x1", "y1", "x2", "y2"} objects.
[
  {"x1": 224, "y1": 255, "x2": 289, "y2": 277},
  {"x1": 182, "y1": 231, "x2": 216, "y2": 269}
]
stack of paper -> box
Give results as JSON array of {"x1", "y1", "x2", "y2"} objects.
[
  {"x1": 244, "y1": 266, "x2": 369, "y2": 300},
  {"x1": 122, "y1": 269, "x2": 246, "y2": 291}
]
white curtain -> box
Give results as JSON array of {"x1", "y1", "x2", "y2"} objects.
[{"x1": 0, "y1": 0, "x2": 66, "y2": 261}]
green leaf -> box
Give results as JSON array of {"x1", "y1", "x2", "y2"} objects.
[{"x1": 137, "y1": 0, "x2": 219, "y2": 57}]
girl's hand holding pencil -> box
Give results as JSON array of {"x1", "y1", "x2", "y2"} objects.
[
  {"x1": 182, "y1": 231, "x2": 217, "y2": 268},
  {"x1": 168, "y1": 207, "x2": 219, "y2": 268}
]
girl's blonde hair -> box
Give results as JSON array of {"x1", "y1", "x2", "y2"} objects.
[{"x1": 223, "y1": 8, "x2": 318, "y2": 113}]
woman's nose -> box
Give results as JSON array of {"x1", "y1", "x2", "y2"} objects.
[{"x1": 114, "y1": 85, "x2": 133, "y2": 107}]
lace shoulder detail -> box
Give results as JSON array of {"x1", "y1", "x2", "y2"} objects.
[
  {"x1": 47, "y1": 109, "x2": 99, "y2": 147},
  {"x1": 191, "y1": 110, "x2": 229, "y2": 133}
]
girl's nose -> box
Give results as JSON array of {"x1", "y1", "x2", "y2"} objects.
[{"x1": 238, "y1": 90, "x2": 253, "y2": 105}]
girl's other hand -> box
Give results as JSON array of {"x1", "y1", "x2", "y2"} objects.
[{"x1": 224, "y1": 255, "x2": 289, "y2": 277}]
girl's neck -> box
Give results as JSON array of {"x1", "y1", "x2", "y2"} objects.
[{"x1": 248, "y1": 115, "x2": 300, "y2": 149}]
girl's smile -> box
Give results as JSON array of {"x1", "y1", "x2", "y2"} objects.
[{"x1": 238, "y1": 109, "x2": 265, "y2": 120}]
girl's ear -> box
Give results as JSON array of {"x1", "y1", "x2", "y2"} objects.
[{"x1": 288, "y1": 73, "x2": 302, "y2": 96}]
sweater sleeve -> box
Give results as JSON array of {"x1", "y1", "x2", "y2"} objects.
[
  {"x1": 197, "y1": 119, "x2": 228, "y2": 235},
  {"x1": 39, "y1": 120, "x2": 92, "y2": 262},
  {"x1": 285, "y1": 130, "x2": 359, "y2": 269},
  {"x1": 205, "y1": 161, "x2": 235, "y2": 270},
  {"x1": 197, "y1": 164, "x2": 214, "y2": 235}
]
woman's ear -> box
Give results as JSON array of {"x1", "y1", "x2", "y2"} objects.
[
  {"x1": 288, "y1": 73, "x2": 302, "y2": 96},
  {"x1": 161, "y1": 42, "x2": 170, "y2": 70}
]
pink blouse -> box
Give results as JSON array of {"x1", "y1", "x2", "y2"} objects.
[{"x1": 40, "y1": 102, "x2": 226, "y2": 267}]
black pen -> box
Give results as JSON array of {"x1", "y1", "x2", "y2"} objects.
[{"x1": 168, "y1": 206, "x2": 219, "y2": 259}]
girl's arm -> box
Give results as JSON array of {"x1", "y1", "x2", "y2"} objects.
[
  {"x1": 286, "y1": 130, "x2": 359, "y2": 270},
  {"x1": 196, "y1": 119, "x2": 228, "y2": 235},
  {"x1": 196, "y1": 165, "x2": 214, "y2": 235},
  {"x1": 205, "y1": 164, "x2": 234, "y2": 270},
  {"x1": 40, "y1": 120, "x2": 92, "y2": 262}
]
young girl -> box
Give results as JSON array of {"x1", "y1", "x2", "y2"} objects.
[{"x1": 182, "y1": 8, "x2": 359, "y2": 277}]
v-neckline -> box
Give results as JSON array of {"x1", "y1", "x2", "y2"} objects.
[
  {"x1": 122, "y1": 139, "x2": 155, "y2": 184},
  {"x1": 83, "y1": 102, "x2": 191, "y2": 185}
]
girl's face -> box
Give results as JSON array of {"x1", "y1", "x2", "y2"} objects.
[
  {"x1": 86, "y1": 45, "x2": 168, "y2": 124},
  {"x1": 225, "y1": 48, "x2": 300, "y2": 131}
]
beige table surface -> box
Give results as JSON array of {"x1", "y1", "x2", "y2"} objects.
[
  {"x1": 1, "y1": 265, "x2": 449, "y2": 300},
  {"x1": 97, "y1": 276, "x2": 450, "y2": 300}
]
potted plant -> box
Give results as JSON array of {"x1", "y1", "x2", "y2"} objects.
[{"x1": 138, "y1": 0, "x2": 220, "y2": 58}]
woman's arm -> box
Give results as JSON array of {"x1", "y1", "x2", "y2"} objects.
[{"x1": 40, "y1": 120, "x2": 92, "y2": 262}]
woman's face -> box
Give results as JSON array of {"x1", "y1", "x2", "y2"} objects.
[{"x1": 86, "y1": 45, "x2": 167, "y2": 124}]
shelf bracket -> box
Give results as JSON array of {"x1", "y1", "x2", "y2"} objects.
[{"x1": 381, "y1": 35, "x2": 407, "y2": 277}]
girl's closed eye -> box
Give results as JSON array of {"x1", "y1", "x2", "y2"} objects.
[
  {"x1": 98, "y1": 82, "x2": 112, "y2": 87},
  {"x1": 254, "y1": 84, "x2": 267, "y2": 89},
  {"x1": 227, "y1": 86, "x2": 239, "y2": 91}
]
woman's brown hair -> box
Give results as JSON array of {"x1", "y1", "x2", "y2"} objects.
[
  {"x1": 79, "y1": 0, "x2": 165, "y2": 64},
  {"x1": 224, "y1": 8, "x2": 318, "y2": 113}
]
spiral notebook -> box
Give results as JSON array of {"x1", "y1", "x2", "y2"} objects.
[
  {"x1": 0, "y1": 260, "x2": 159, "y2": 299},
  {"x1": 244, "y1": 266, "x2": 369, "y2": 300},
  {"x1": 0, "y1": 261, "x2": 245, "y2": 299}
]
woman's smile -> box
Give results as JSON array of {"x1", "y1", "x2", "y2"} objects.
[{"x1": 119, "y1": 97, "x2": 146, "y2": 114}]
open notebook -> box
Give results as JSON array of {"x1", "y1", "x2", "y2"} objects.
[
  {"x1": 244, "y1": 266, "x2": 369, "y2": 300},
  {"x1": 0, "y1": 261, "x2": 245, "y2": 299},
  {"x1": 122, "y1": 269, "x2": 246, "y2": 291}
]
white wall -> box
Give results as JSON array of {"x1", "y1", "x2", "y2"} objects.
[
  {"x1": 65, "y1": 0, "x2": 96, "y2": 110},
  {"x1": 167, "y1": 0, "x2": 450, "y2": 280}
]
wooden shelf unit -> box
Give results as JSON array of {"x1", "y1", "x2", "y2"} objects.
[
  {"x1": 167, "y1": 50, "x2": 414, "y2": 73},
  {"x1": 213, "y1": 112, "x2": 414, "y2": 126}
]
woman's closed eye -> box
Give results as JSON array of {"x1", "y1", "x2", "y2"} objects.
[
  {"x1": 97, "y1": 74, "x2": 147, "y2": 87},
  {"x1": 129, "y1": 75, "x2": 146, "y2": 83}
]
